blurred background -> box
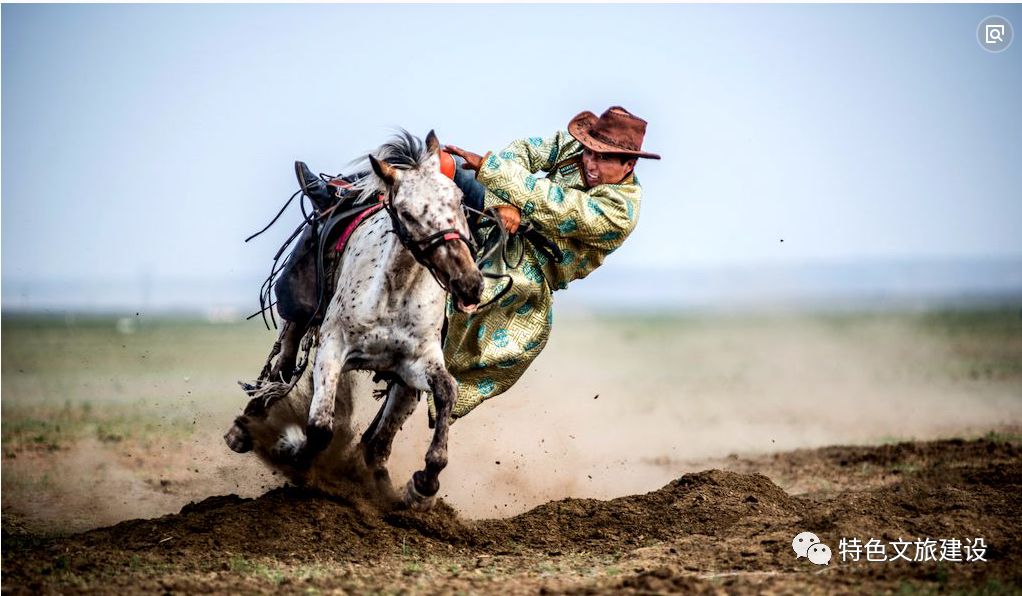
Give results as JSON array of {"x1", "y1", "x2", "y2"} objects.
[
  {"x1": 2, "y1": 4, "x2": 1021, "y2": 532},
  {"x1": 3, "y1": 3, "x2": 1022, "y2": 315}
]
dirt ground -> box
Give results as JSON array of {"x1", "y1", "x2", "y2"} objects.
[
  {"x1": 3, "y1": 436, "x2": 1021, "y2": 594},
  {"x1": 2, "y1": 310, "x2": 1021, "y2": 593}
]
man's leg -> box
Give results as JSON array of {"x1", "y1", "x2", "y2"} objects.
[
  {"x1": 451, "y1": 155, "x2": 487, "y2": 231},
  {"x1": 267, "y1": 320, "x2": 306, "y2": 383},
  {"x1": 262, "y1": 161, "x2": 339, "y2": 383}
]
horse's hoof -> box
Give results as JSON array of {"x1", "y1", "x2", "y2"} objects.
[
  {"x1": 370, "y1": 467, "x2": 400, "y2": 505},
  {"x1": 278, "y1": 424, "x2": 331, "y2": 470},
  {"x1": 224, "y1": 423, "x2": 252, "y2": 453},
  {"x1": 305, "y1": 423, "x2": 334, "y2": 452},
  {"x1": 403, "y1": 477, "x2": 436, "y2": 511}
]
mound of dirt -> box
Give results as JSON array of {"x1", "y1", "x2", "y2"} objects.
[
  {"x1": 3, "y1": 438, "x2": 1021, "y2": 594},
  {"x1": 1, "y1": 470, "x2": 797, "y2": 573},
  {"x1": 471, "y1": 470, "x2": 803, "y2": 553}
]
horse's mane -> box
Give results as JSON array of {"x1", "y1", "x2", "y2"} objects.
[{"x1": 347, "y1": 129, "x2": 429, "y2": 201}]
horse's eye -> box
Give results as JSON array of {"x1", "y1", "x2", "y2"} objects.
[{"x1": 400, "y1": 209, "x2": 413, "y2": 220}]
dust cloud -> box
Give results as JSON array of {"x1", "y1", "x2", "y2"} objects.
[
  {"x1": 350, "y1": 312, "x2": 1022, "y2": 518},
  {"x1": 3, "y1": 312, "x2": 1019, "y2": 531}
]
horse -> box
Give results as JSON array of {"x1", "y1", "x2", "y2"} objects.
[{"x1": 225, "y1": 130, "x2": 484, "y2": 509}]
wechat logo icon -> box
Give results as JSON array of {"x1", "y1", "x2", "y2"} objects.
[{"x1": 793, "y1": 531, "x2": 832, "y2": 566}]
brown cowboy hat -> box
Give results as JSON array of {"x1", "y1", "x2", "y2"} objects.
[{"x1": 567, "y1": 106, "x2": 661, "y2": 160}]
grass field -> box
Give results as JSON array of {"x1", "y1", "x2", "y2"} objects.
[{"x1": 2, "y1": 308, "x2": 1021, "y2": 533}]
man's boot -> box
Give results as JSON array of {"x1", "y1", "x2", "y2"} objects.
[{"x1": 295, "y1": 161, "x2": 335, "y2": 213}]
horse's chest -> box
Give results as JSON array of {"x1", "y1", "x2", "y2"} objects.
[{"x1": 336, "y1": 293, "x2": 443, "y2": 357}]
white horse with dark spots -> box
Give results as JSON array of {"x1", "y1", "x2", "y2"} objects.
[{"x1": 225, "y1": 131, "x2": 483, "y2": 509}]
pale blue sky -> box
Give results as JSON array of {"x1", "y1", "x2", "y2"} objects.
[{"x1": 3, "y1": 4, "x2": 1021, "y2": 294}]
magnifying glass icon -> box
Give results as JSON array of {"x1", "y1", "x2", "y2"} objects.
[{"x1": 979, "y1": 17, "x2": 1013, "y2": 52}]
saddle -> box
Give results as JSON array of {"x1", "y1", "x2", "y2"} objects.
[
  {"x1": 273, "y1": 151, "x2": 466, "y2": 328},
  {"x1": 273, "y1": 178, "x2": 381, "y2": 328},
  {"x1": 270, "y1": 150, "x2": 565, "y2": 329}
]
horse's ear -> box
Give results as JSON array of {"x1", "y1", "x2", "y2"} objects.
[
  {"x1": 369, "y1": 155, "x2": 398, "y2": 186},
  {"x1": 425, "y1": 129, "x2": 440, "y2": 155}
]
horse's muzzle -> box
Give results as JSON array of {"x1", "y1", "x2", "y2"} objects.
[{"x1": 450, "y1": 270, "x2": 483, "y2": 313}]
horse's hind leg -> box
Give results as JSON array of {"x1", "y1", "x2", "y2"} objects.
[
  {"x1": 404, "y1": 366, "x2": 457, "y2": 510},
  {"x1": 361, "y1": 383, "x2": 419, "y2": 502}
]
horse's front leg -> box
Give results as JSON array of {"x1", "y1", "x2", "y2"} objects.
[
  {"x1": 299, "y1": 327, "x2": 344, "y2": 463},
  {"x1": 360, "y1": 383, "x2": 419, "y2": 503},
  {"x1": 404, "y1": 363, "x2": 456, "y2": 510}
]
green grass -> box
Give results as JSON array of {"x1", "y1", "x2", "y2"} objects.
[
  {"x1": 895, "y1": 577, "x2": 1020, "y2": 596},
  {"x1": 2, "y1": 315, "x2": 274, "y2": 403},
  {"x1": 227, "y1": 556, "x2": 288, "y2": 584},
  {"x1": 3, "y1": 309, "x2": 1019, "y2": 454},
  {"x1": 2, "y1": 315, "x2": 277, "y2": 450},
  {"x1": 2, "y1": 400, "x2": 195, "y2": 453},
  {"x1": 982, "y1": 429, "x2": 1022, "y2": 444},
  {"x1": 914, "y1": 308, "x2": 1022, "y2": 382}
]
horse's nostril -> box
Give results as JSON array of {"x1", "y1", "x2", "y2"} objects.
[{"x1": 449, "y1": 272, "x2": 483, "y2": 305}]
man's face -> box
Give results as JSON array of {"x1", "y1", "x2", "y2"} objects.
[{"x1": 581, "y1": 147, "x2": 637, "y2": 188}]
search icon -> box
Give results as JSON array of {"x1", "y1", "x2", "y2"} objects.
[{"x1": 978, "y1": 16, "x2": 1013, "y2": 52}]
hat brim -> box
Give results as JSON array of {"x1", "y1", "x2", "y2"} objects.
[{"x1": 567, "y1": 111, "x2": 661, "y2": 160}]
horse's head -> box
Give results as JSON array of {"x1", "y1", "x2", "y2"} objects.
[{"x1": 369, "y1": 130, "x2": 483, "y2": 313}]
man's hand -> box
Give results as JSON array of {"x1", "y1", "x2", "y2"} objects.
[
  {"x1": 445, "y1": 145, "x2": 484, "y2": 171},
  {"x1": 494, "y1": 204, "x2": 521, "y2": 234}
]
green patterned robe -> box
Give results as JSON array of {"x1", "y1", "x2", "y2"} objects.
[{"x1": 435, "y1": 130, "x2": 643, "y2": 421}]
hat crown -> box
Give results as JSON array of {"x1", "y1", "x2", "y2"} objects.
[
  {"x1": 589, "y1": 106, "x2": 647, "y2": 152},
  {"x1": 567, "y1": 106, "x2": 660, "y2": 159}
]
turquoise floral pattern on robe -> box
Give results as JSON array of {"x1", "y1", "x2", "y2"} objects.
[{"x1": 435, "y1": 130, "x2": 642, "y2": 420}]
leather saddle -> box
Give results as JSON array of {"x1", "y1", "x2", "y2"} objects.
[{"x1": 273, "y1": 179, "x2": 378, "y2": 328}]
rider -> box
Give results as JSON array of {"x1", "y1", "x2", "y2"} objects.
[{"x1": 291, "y1": 106, "x2": 659, "y2": 422}]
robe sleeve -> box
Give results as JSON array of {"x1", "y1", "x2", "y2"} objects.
[{"x1": 476, "y1": 138, "x2": 637, "y2": 250}]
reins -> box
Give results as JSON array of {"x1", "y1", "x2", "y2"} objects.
[
  {"x1": 460, "y1": 203, "x2": 566, "y2": 310},
  {"x1": 246, "y1": 166, "x2": 564, "y2": 328},
  {"x1": 245, "y1": 171, "x2": 375, "y2": 330}
]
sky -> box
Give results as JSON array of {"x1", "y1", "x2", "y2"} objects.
[{"x1": 2, "y1": 4, "x2": 1021, "y2": 309}]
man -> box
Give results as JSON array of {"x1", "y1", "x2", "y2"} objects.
[{"x1": 292, "y1": 106, "x2": 659, "y2": 421}]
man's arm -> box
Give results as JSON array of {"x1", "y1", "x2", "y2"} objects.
[
  {"x1": 446, "y1": 132, "x2": 563, "y2": 174},
  {"x1": 491, "y1": 132, "x2": 566, "y2": 174},
  {"x1": 476, "y1": 151, "x2": 638, "y2": 249},
  {"x1": 448, "y1": 133, "x2": 566, "y2": 234}
]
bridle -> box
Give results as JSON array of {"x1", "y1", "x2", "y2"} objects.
[
  {"x1": 377, "y1": 148, "x2": 481, "y2": 295},
  {"x1": 245, "y1": 148, "x2": 564, "y2": 329},
  {"x1": 378, "y1": 151, "x2": 562, "y2": 310},
  {"x1": 379, "y1": 186, "x2": 479, "y2": 295}
]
